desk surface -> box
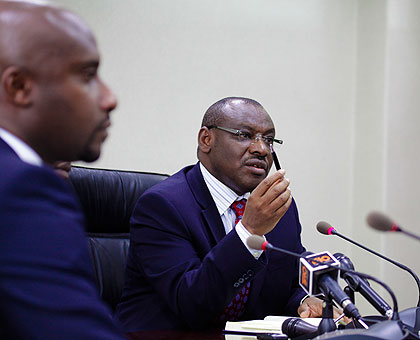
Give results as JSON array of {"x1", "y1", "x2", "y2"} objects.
[
  {"x1": 126, "y1": 329, "x2": 226, "y2": 340},
  {"x1": 126, "y1": 330, "x2": 275, "y2": 340}
]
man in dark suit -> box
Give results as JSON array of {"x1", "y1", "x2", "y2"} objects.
[
  {"x1": 0, "y1": 1, "x2": 123, "y2": 339},
  {"x1": 117, "y1": 97, "x2": 323, "y2": 331}
]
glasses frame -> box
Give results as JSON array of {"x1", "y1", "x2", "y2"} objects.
[{"x1": 206, "y1": 125, "x2": 283, "y2": 146}]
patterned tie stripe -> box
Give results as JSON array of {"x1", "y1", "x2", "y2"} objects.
[
  {"x1": 220, "y1": 199, "x2": 250, "y2": 321},
  {"x1": 231, "y1": 199, "x2": 246, "y2": 225}
]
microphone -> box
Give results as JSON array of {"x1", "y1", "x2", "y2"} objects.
[
  {"x1": 334, "y1": 252, "x2": 393, "y2": 319},
  {"x1": 299, "y1": 250, "x2": 340, "y2": 296},
  {"x1": 300, "y1": 251, "x2": 362, "y2": 320},
  {"x1": 317, "y1": 220, "x2": 420, "y2": 307},
  {"x1": 246, "y1": 235, "x2": 302, "y2": 258},
  {"x1": 367, "y1": 211, "x2": 420, "y2": 242},
  {"x1": 247, "y1": 235, "x2": 408, "y2": 334},
  {"x1": 247, "y1": 234, "x2": 268, "y2": 250},
  {"x1": 281, "y1": 317, "x2": 318, "y2": 338},
  {"x1": 247, "y1": 236, "x2": 362, "y2": 320}
]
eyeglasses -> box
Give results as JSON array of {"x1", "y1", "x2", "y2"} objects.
[{"x1": 207, "y1": 125, "x2": 283, "y2": 147}]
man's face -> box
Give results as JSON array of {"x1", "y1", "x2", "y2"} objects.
[
  {"x1": 206, "y1": 101, "x2": 275, "y2": 195},
  {"x1": 31, "y1": 14, "x2": 117, "y2": 163}
]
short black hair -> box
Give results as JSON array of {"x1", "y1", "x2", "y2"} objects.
[{"x1": 201, "y1": 97, "x2": 263, "y2": 127}]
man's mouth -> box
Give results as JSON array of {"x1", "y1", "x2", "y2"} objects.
[
  {"x1": 244, "y1": 159, "x2": 267, "y2": 175},
  {"x1": 101, "y1": 119, "x2": 111, "y2": 130},
  {"x1": 95, "y1": 119, "x2": 111, "y2": 141}
]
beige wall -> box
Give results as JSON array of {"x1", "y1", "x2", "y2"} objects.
[
  {"x1": 55, "y1": 0, "x2": 420, "y2": 315},
  {"x1": 383, "y1": 0, "x2": 420, "y2": 311}
]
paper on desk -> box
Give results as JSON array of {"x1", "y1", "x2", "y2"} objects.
[
  {"x1": 264, "y1": 315, "x2": 322, "y2": 327},
  {"x1": 224, "y1": 334, "x2": 258, "y2": 340},
  {"x1": 225, "y1": 319, "x2": 284, "y2": 333}
]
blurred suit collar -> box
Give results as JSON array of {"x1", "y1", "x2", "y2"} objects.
[{"x1": 0, "y1": 127, "x2": 42, "y2": 166}]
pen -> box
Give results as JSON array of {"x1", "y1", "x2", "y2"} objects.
[
  {"x1": 270, "y1": 144, "x2": 281, "y2": 170},
  {"x1": 334, "y1": 313, "x2": 347, "y2": 326}
]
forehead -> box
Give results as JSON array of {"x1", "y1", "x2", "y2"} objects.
[
  {"x1": 42, "y1": 9, "x2": 99, "y2": 65},
  {"x1": 4, "y1": 7, "x2": 100, "y2": 76},
  {"x1": 222, "y1": 100, "x2": 274, "y2": 131},
  {"x1": 0, "y1": 4, "x2": 99, "y2": 62},
  {"x1": 45, "y1": 9, "x2": 97, "y2": 54}
]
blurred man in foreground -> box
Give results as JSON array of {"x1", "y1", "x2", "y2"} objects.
[{"x1": 0, "y1": 1, "x2": 123, "y2": 338}]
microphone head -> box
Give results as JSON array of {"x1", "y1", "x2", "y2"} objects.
[
  {"x1": 316, "y1": 221, "x2": 335, "y2": 235},
  {"x1": 246, "y1": 235, "x2": 266, "y2": 250},
  {"x1": 366, "y1": 211, "x2": 395, "y2": 232},
  {"x1": 333, "y1": 252, "x2": 355, "y2": 271},
  {"x1": 282, "y1": 318, "x2": 318, "y2": 337}
]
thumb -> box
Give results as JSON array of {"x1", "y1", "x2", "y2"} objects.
[{"x1": 299, "y1": 308, "x2": 310, "y2": 318}]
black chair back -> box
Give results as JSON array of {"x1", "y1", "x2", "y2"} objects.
[{"x1": 68, "y1": 166, "x2": 168, "y2": 310}]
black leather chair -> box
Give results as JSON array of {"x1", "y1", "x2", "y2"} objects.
[{"x1": 68, "y1": 165, "x2": 168, "y2": 311}]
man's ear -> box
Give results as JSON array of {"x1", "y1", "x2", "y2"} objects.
[
  {"x1": 1, "y1": 66, "x2": 33, "y2": 107},
  {"x1": 198, "y1": 127, "x2": 213, "y2": 154}
]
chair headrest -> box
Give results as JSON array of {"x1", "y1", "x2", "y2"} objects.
[{"x1": 69, "y1": 166, "x2": 168, "y2": 233}]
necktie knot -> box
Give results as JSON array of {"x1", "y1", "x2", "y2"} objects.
[{"x1": 231, "y1": 199, "x2": 247, "y2": 225}]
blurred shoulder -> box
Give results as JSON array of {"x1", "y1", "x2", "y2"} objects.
[{"x1": 0, "y1": 155, "x2": 77, "y2": 209}]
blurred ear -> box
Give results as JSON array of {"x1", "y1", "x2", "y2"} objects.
[
  {"x1": 1, "y1": 66, "x2": 33, "y2": 107},
  {"x1": 198, "y1": 127, "x2": 214, "y2": 154}
]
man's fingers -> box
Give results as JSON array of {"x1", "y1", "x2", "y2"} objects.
[
  {"x1": 299, "y1": 309, "x2": 310, "y2": 318},
  {"x1": 252, "y1": 169, "x2": 285, "y2": 197},
  {"x1": 276, "y1": 194, "x2": 292, "y2": 215},
  {"x1": 267, "y1": 179, "x2": 290, "y2": 205},
  {"x1": 265, "y1": 187, "x2": 292, "y2": 219}
]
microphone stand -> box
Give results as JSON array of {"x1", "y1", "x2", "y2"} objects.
[
  {"x1": 344, "y1": 285, "x2": 355, "y2": 304},
  {"x1": 332, "y1": 229, "x2": 420, "y2": 307},
  {"x1": 318, "y1": 296, "x2": 337, "y2": 335}
]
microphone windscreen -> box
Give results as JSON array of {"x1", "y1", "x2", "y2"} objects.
[
  {"x1": 246, "y1": 235, "x2": 265, "y2": 250},
  {"x1": 366, "y1": 211, "x2": 394, "y2": 231},
  {"x1": 282, "y1": 318, "x2": 318, "y2": 337},
  {"x1": 316, "y1": 221, "x2": 333, "y2": 235}
]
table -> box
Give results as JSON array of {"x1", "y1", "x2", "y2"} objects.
[{"x1": 126, "y1": 329, "x2": 229, "y2": 340}]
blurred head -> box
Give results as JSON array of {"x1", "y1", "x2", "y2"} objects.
[
  {"x1": 0, "y1": 0, "x2": 117, "y2": 164},
  {"x1": 198, "y1": 97, "x2": 275, "y2": 195}
]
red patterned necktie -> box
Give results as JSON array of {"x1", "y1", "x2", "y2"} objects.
[
  {"x1": 231, "y1": 199, "x2": 246, "y2": 225},
  {"x1": 220, "y1": 199, "x2": 251, "y2": 321}
]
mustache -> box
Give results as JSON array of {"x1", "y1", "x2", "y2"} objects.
[
  {"x1": 243, "y1": 157, "x2": 268, "y2": 170},
  {"x1": 95, "y1": 115, "x2": 111, "y2": 132}
]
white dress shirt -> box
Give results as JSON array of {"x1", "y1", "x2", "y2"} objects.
[
  {"x1": 0, "y1": 127, "x2": 42, "y2": 166},
  {"x1": 200, "y1": 162, "x2": 263, "y2": 259}
]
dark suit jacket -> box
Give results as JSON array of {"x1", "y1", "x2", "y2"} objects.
[
  {"x1": 0, "y1": 138, "x2": 123, "y2": 339},
  {"x1": 116, "y1": 163, "x2": 306, "y2": 331}
]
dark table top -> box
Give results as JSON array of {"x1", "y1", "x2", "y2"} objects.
[{"x1": 126, "y1": 330, "x2": 263, "y2": 340}]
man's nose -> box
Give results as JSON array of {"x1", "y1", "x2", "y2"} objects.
[
  {"x1": 249, "y1": 135, "x2": 269, "y2": 154},
  {"x1": 99, "y1": 79, "x2": 118, "y2": 113}
]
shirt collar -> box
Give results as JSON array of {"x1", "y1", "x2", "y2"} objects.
[
  {"x1": 0, "y1": 127, "x2": 42, "y2": 166},
  {"x1": 200, "y1": 162, "x2": 249, "y2": 216}
]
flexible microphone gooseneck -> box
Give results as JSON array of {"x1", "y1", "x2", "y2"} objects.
[
  {"x1": 367, "y1": 211, "x2": 420, "y2": 242},
  {"x1": 334, "y1": 252, "x2": 393, "y2": 319},
  {"x1": 316, "y1": 221, "x2": 420, "y2": 308},
  {"x1": 246, "y1": 235, "x2": 399, "y2": 324},
  {"x1": 247, "y1": 236, "x2": 361, "y2": 320}
]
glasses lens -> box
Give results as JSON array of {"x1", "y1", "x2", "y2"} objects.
[{"x1": 262, "y1": 136, "x2": 274, "y2": 146}]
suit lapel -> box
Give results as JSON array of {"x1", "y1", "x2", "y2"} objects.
[
  {"x1": 185, "y1": 163, "x2": 268, "y2": 315},
  {"x1": 186, "y1": 163, "x2": 226, "y2": 243},
  {"x1": 0, "y1": 136, "x2": 18, "y2": 157}
]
